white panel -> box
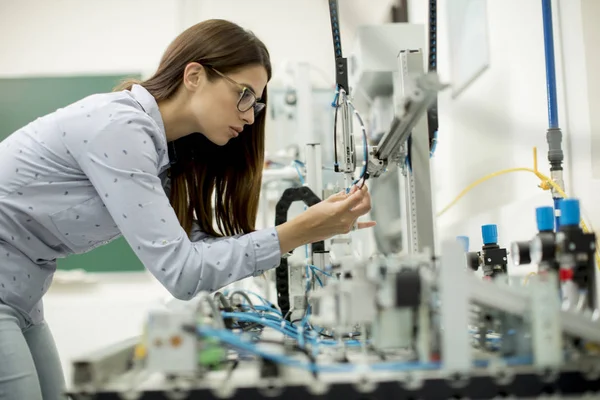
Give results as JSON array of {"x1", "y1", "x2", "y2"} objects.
[
  {"x1": 530, "y1": 275, "x2": 563, "y2": 368},
  {"x1": 439, "y1": 239, "x2": 471, "y2": 373}
]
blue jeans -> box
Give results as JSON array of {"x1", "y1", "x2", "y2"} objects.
[{"x1": 0, "y1": 302, "x2": 67, "y2": 400}]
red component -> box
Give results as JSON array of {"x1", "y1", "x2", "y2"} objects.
[
  {"x1": 483, "y1": 276, "x2": 492, "y2": 281},
  {"x1": 559, "y1": 268, "x2": 574, "y2": 281}
]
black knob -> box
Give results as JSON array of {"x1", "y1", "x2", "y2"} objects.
[
  {"x1": 467, "y1": 251, "x2": 480, "y2": 271},
  {"x1": 511, "y1": 241, "x2": 531, "y2": 265},
  {"x1": 531, "y1": 232, "x2": 556, "y2": 264}
]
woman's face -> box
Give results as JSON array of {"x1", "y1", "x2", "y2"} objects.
[{"x1": 187, "y1": 63, "x2": 268, "y2": 146}]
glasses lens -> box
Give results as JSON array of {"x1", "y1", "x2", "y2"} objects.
[{"x1": 238, "y1": 89, "x2": 256, "y2": 112}]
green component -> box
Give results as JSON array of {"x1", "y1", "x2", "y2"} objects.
[
  {"x1": 198, "y1": 342, "x2": 226, "y2": 367},
  {"x1": 0, "y1": 74, "x2": 146, "y2": 272}
]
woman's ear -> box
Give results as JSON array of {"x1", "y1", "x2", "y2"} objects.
[{"x1": 182, "y1": 62, "x2": 206, "y2": 91}]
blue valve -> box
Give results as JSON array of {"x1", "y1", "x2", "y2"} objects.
[
  {"x1": 481, "y1": 224, "x2": 498, "y2": 245},
  {"x1": 535, "y1": 206, "x2": 554, "y2": 232},
  {"x1": 456, "y1": 236, "x2": 469, "y2": 252},
  {"x1": 560, "y1": 198, "x2": 580, "y2": 227}
]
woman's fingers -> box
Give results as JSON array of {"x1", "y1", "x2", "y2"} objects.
[{"x1": 357, "y1": 221, "x2": 377, "y2": 229}]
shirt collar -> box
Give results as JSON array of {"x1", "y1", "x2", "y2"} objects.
[{"x1": 130, "y1": 84, "x2": 171, "y2": 171}]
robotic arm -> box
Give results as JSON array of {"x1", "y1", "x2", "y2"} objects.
[
  {"x1": 327, "y1": 0, "x2": 447, "y2": 183},
  {"x1": 368, "y1": 73, "x2": 447, "y2": 178}
]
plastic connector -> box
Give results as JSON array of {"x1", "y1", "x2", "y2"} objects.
[
  {"x1": 456, "y1": 236, "x2": 469, "y2": 252},
  {"x1": 546, "y1": 127, "x2": 564, "y2": 169},
  {"x1": 560, "y1": 199, "x2": 580, "y2": 227},
  {"x1": 481, "y1": 224, "x2": 498, "y2": 245},
  {"x1": 536, "y1": 206, "x2": 554, "y2": 232}
]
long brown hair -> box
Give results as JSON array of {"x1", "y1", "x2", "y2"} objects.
[{"x1": 115, "y1": 19, "x2": 271, "y2": 237}]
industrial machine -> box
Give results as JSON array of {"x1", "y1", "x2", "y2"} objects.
[
  {"x1": 66, "y1": 2, "x2": 600, "y2": 399},
  {"x1": 66, "y1": 205, "x2": 600, "y2": 399}
]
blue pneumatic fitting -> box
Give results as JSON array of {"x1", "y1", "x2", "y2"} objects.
[
  {"x1": 481, "y1": 224, "x2": 498, "y2": 245},
  {"x1": 536, "y1": 206, "x2": 555, "y2": 232},
  {"x1": 456, "y1": 236, "x2": 469, "y2": 252},
  {"x1": 560, "y1": 198, "x2": 580, "y2": 227}
]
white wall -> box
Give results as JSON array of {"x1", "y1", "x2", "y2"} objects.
[
  {"x1": 0, "y1": 0, "x2": 362, "y2": 82},
  {"x1": 0, "y1": 0, "x2": 178, "y2": 77},
  {"x1": 580, "y1": 0, "x2": 600, "y2": 179}
]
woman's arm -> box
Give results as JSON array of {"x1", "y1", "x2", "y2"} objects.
[{"x1": 74, "y1": 110, "x2": 282, "y2": 299}]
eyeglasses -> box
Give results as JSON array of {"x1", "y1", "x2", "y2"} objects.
[{"x1": 207, "y1": 66, "x2": 265, "y2": 116}]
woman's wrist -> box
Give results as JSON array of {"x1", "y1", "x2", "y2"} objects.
[{"x1": 275, "y1": 212, "x2": 317, "y2": 254}]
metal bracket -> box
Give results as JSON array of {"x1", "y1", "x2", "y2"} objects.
[{"x1": 71, "y1": 336, "x2": 138, "y2": 389}]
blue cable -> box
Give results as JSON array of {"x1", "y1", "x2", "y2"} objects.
[
  {"x1": 198, "y1": 326, "x2": 353, "y2": 373},
  {"x1": 237, "y1": 311, "x2": 289, "y2": 325},
  {"x1": 223, "y1": 311, "x2": 312, "y2": 343},
  {"x1": 331, "y1": 87, "x2": 339, "y2": 108},
  {"x1": 309, "y1": 267, "x2": 324, "y2": 287},
  {"x1": 245, "y1": 291, "x2": 273, "y2": 307},
  {"x1": 240, "y1": 305, "x2": 282, "y2": 316},
  {"x1": 541, "y1": 0, "x2": 563, "y2": 233},
  {"x1": 223, "y1": 312, "x2": 306, "y2": 339},
  {"x1": 293, "y1": 161, "x2": 305, "y2": 185},
  {"x1": 301, "y1": 303, "x2": 311, "y2": 328},
  {"x1": 221, "y1": 289, "x2": 272, "y2": 307},
  {"x1": 429, "y1": 130, "x2": 438, "y2": 158},
  {"x1": 223, "y1": 311, "x2": 363, "y2": 347},
  {"x1": 197, "y1": 326, "x2": 534, "y2": 373},
  {"x1": 542, "y1": 0, "x2": 559, "y2": 129},
  {"x1": 332, "y1": 86, "x2": 341, "y2": 171},
  {"x1": 309, "y1": 264, "x2": 333, "y2": 277}
]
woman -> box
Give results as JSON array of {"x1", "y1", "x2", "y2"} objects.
[{"x1": 0, "y1": 19, "x2": 374, "y2": 399}]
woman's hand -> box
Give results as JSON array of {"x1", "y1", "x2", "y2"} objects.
[
  {"x1": 276, "y1": 183, "x2": 376, "y2": 254},
  {"x1": 304, "y1": 184, "x2": 375, "y2": 240}
]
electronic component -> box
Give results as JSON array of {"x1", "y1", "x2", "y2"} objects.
[
  {"x1": 67, "y1": 233, "x2": 600, "y2": 399},
  {"x1": 467, "y1": 224, "x2": 508, "y2": 278},
  {"x1": 144, "y1": 308, "x2": 198, "y2": 375},
  {"x1": 511, "y1": 206, "x2": 555, "y2": 267},
  {"x1": 530, "y1": 199, "x2": 597, "y2": 309}
]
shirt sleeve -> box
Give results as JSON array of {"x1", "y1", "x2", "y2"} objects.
[{"x1": 74, "y1": 112, "x2": 282, "y2": 299}]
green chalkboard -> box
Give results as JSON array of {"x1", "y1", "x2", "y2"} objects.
[{"x1": 0, "y1": 74, "x2": 145, "y2": 272}]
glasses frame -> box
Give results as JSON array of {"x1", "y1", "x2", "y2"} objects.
[{"x1": 207, "y1": 66, "x2": 265, "y2": 116}]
